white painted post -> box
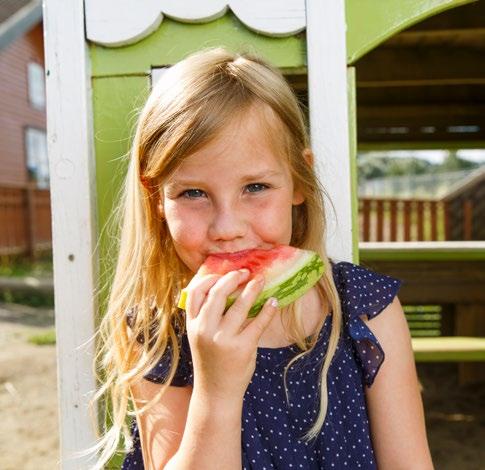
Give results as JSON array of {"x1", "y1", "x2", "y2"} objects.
[
  {"x1": 43, "y1": 0, "x2": 98, "y2": 467},
  {"x1": 305, "y1": 0, "x2": 353, "y2": 262}
]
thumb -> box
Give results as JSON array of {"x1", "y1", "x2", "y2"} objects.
[{"x1": 243, "y1": 297, "x2": 279, "y2": 341}]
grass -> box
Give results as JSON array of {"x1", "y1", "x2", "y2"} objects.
[
  {"x1": 28, "y1": 329, "x2": 56, "y2": 346},
  {"x1": 0, "y1": 290, "x2": 54, "y2": 308},
  {"x1": 0, "y1": 252, "x2": 54, "y2": 307},
  {"x1": 0, "y1": 252, "x2": 53, "y2": 278}
]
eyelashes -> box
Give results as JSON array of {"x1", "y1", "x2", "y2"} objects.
[{"x1": 179, "y1": 183, "x2": 271, "y2": 200}]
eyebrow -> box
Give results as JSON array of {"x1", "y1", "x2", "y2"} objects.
[{"x1": 167, "y1": 170, "x2": 284, "y2": 188}]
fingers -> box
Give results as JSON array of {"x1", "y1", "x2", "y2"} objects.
[
  {"x1": 240, "y1": 297, "x2": 279, "y2": 343},
  {"x1": 184, "y1": 269, "x2": 250, "y2": 322},
  {"x1": 184, "y1": 274, "x2": 221, "y2": 321},
  {"x1": 221, "y1": 274, "x2": 266, "y2": 333},
  {"x1": 196, "y1": 269, "x2": 251, "y2": 329}
]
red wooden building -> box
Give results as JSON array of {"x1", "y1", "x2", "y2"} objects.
[{"x1": 0, "y1": 0, "x2": 51, "y2": 257}]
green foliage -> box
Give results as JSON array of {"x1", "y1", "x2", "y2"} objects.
[
  {"x1": 28, "y1": 329, "x2": 56, "y2": 346},
  {"x1": 0, "y1": 253, "x2": 53, "y2": 278},
  {"x1": 0, "y1": 290, "x2": 54, "y2": 308},
  {"x1": 358, "y1": 151, "x2": 480, "y2": 181},
  {"x1": 437, "y1": 151, "x2": 478, "y2": 173},
  {"x1": 386, "y1": 157, "x2": 433, "y2": 177}
]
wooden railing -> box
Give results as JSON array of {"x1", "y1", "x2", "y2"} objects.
[
  {"x1": 0, "y1": 183, "x2": 52, "y2": 258},
  {"x1": 358, "y1": 197, "x2": 478, "y2": 242},
  {"x1": 359, "y1": 198, "x2": 449, "y2": 242}
]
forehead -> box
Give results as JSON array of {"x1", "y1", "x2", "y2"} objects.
[{"x1": 169, "y1": 105, "x2": 289, "y2": 181}]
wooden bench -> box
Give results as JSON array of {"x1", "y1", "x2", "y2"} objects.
[
  {"x1": 412, "y1": 337, "x2": 485, "y2": 362},
  {"x1": 360, "y1": 242, "x2": 485, "y2": 384}
]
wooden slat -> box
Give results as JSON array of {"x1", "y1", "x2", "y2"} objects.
[
  {"x1": 430, "y1": 200, "x2": 438, "y2": 241},
  {"x1": 362, "y1": 198, "x2": 370, "y2": 241},
  {"x1": 443, "y1": 200, "x2": 451, "y2": 241},
  {"x1": 376, "y1": 199, "x2": 384, "y2": 241},
  {"x1": 389, "y1": 199, "x2": 398, "y2": 241},
  {"x1": 361, "y1": 259, "x2": 485, "y2": 303},
  {"x1": 463, "y1": 199, "x2": 473, "y2": 240},
  {"x1": 0, "y1": 185, "x2": 52, "y2": 256},
  {"x1": 413, "y1": 337, "x2": 485, "y2": 362},
  {"x1": 403, "y1": 200, "x2": 411, "y2": 241},
  {"x1": 416, "y1": 200, "x2": 425, "y2": 241}
]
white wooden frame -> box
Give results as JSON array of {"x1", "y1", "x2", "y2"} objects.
[
  {"x1": 306, "y1": 0, "x2": 352, "y2": 262},
  {"x1": 85, "y1": 0, "x2": 306, "y2": 46},
  {"x1": 43, "y1": 0, "x2": 98, "y2": 468}
]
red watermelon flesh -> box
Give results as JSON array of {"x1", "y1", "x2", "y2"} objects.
[{"x1": 178, "y1": 245, "x2": 325, "y2": 317}]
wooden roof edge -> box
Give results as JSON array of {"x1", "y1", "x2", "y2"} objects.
[
  {"x1": 442, "y1": 166, "x2": 485, "y2": 201},
  {"x1": 0, "y1": 0, "x2": 42, "y2": 52}
]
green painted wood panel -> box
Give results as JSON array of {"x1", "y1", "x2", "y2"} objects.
[
  {"x1": 89, "y1": 13, "x2": 305, "y2": 77},
  {"x1": 360, "y1": 246, "x2": 485, "y2": 261},
  {"x1": 412, "y1": 336, "x2": 485, "y2": 362},
  {"x1": 347, "y1": 67, "x2": 359, "y2": 264},
  {"x1": 92, "y1": 75, "x2": 150, "y2": 291},
  {"x1": 346, "y1": 0, "x2": 476, "y2": 63}
]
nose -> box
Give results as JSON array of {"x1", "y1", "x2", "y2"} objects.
[{"x1": 208, "y1": 203, "x2": 247, "y2": 242}]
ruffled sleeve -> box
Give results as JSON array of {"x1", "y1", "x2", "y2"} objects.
[
  {"x1": 332, "y1": 261, "x2": 401, "y2": 388},
  {"x1": 126, "y1": 307, "x2": 193, "y2": 386},
  {"x1": 143, "y1": 331, "x2": 194, "y2": 386}
]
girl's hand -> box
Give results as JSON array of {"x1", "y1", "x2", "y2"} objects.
[{"x1": 183, "y1": 269, "x2": 278, "y2": 402}]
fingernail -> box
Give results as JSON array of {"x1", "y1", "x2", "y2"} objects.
[
  {"x1": 269, "y1": 297, "x2": 278, "y2": 308},
  {"x1": 239, "y1": 269, "x2": 250, "y2": 275}
]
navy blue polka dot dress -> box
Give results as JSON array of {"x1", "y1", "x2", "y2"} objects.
[{"x1": 122, "y1": 262, "x2": 401, "y2": 469}]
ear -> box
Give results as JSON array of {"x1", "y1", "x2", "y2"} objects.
[
  {"x1": 292, "y1": 190, "x2": 305, "y2": 206},
  {"x1": 302, "y1": 148, "x2": 314, "y2": 168},
  {"x1": 157, "y1": 196, "x2": 164, "y2": 218},
  {"x1": 292, "y1": 148, "x2": 314, "y2": 205}
]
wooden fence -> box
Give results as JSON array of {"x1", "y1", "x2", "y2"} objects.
[
  {"x1": 0, "y1": 184, "x2": 52, "y2": 258},
  {"x1": 358, "y1": 197, "x2": 478, "y2": 242},
  {"x1": 0, "y1": 188, "x2": 478, "y2": 253}
]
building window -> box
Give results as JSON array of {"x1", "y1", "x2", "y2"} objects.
[
  {"x1": 25, "y1": 127, "x2": 49, "y2": 188},
  {"x1": 27, "y1": 62, "x2": 46, "y2": 110}
]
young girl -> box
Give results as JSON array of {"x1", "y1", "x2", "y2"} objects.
[{"x1": 94, "y1": 47, "x2": 433, "y2": 469}]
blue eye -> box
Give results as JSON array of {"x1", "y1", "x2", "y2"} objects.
[
  {"x1": 181, "y1": 189, "x2": 206, "y2": 199},
  {"x1": 246, "y1": 183, "x2": 269, "y2": 193},
  {"x1": 179, "y1": 183, "x2": 269, "y2": 199}
]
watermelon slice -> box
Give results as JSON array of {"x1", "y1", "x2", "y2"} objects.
[{"x1": 177, "y1": 245, "x2": 325, "y2": 317}]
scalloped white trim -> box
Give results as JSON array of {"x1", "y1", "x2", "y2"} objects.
[{"x1": 85, "y1": 0, "x2": 306, "y2": 47}]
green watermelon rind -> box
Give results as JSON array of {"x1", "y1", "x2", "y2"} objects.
[{"x1": 225, "y1": 253, "x2": 325, "y2": 317}]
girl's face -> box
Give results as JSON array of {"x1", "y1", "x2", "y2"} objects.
[{"x1": 161, "y1": 108, "x2": 305, "y2": 274}]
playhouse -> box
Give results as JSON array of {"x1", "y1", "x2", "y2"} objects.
[{"x1": 43, "y1": 1, "x2": 484, "y2": 467}]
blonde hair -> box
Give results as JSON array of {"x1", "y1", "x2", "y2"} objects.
[{"x1": 92, "y1": 47, "x2": 343, "y2": 468}]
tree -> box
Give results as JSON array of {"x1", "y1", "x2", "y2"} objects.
[{"x1": 437, "y1": 151, "x2": 479, "y2": 173}]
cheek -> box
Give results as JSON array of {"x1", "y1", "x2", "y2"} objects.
[
  {"x1": 252, "y1": 197, "x2": 293, "y2": 240},
  {"x1": 163, "y1": 202, "x2": 205, "y2": 248}
]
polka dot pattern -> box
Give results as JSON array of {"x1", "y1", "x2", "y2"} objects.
[{"x1": 121, "y1": 262, "x2": 401, "y2": 469}]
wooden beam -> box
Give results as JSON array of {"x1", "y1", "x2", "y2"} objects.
[
  {"x1": 387, "y1": 27, "x2": 485, "y2": 47},
  {"x1": 357, "y1": 103, "x2": 485, "y2": 143},
  {"x1": 359, "y1": 259, "x2": 485, "y2": 304},
  {"x1": 356, "y1": 46, "x2": 485, "y2": 87},
  {"x1": 358, "y1": 126, "x2": 485, "y2": 144},
  {"x1": 408, "y1": 0, "x2": 485, "y2": 31},
  {"x1": 358, "y1": 104, "x2": 485, "y2": 120},
  {"x1": 306, "y1": 0, "x2": 352, "y2": 262}
]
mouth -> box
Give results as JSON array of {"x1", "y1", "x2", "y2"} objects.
[{"x1": 207, "y1": 246, "x2": 274, "y2": 258}]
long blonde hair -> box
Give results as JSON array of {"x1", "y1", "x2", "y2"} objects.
[{"x1": 92, "y1": 47, "x2": 343, "y2": 468}]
